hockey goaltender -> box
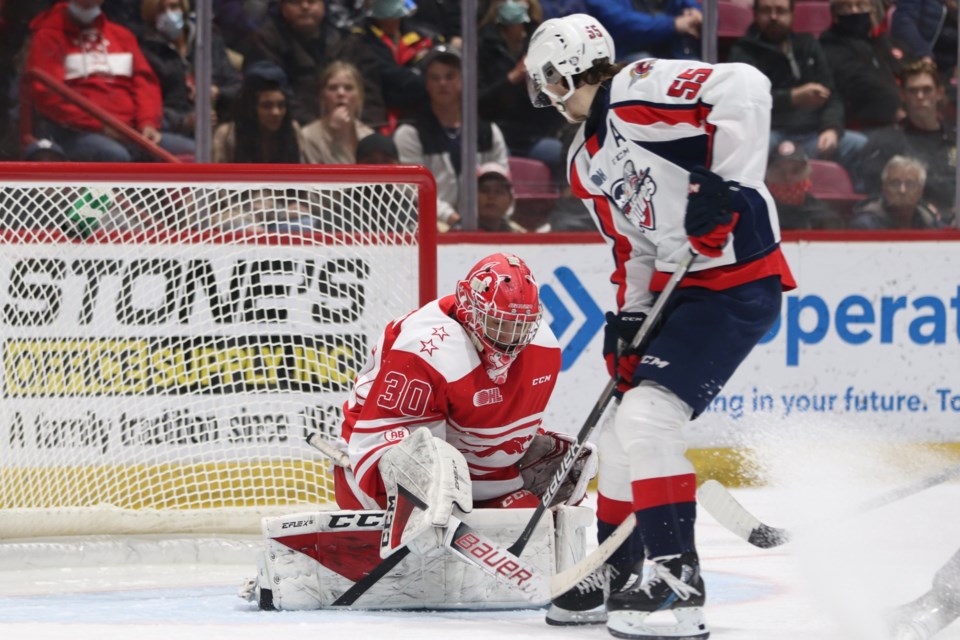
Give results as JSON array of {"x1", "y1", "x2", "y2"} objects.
[{"x1": 241, "y1": 253, "x2": 599, "y2": 611}]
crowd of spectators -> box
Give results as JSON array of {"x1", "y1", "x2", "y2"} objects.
[{"x1": 0, "y1": 0, "x2": 957, "y2": 232}]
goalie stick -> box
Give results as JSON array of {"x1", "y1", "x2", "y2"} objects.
[
  {"x1": 698, "y1": 460, "x2": 960, "y2": 549},
  {"x1": 311, "y1": 247, "x2": 697, "y2": 607},
  {"x1": 304, "y1": 433, "x2": 544, "y2": 604}
]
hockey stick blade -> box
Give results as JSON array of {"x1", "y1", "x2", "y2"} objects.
[
  {"x1": 700, "y1": 460, "x2": 960, "y2": 549},
  {"x1": 550, "y1": 513, "x2": 636, "y2": 597},
  {"x1": 697, "y1": 480, "x2": 788, "y2": 548}
]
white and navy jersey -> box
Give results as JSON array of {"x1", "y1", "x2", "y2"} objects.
[
  {"x1": 569, "y1": 58, "x2": 796, "y2": 314},
  {"x1": 337, "y1": 295, "x2": 562, "y2": 508}
]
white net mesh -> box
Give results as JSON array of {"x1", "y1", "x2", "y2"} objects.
[{"x1": 0, "y1": 165, "x2": 435, "y2": 538}]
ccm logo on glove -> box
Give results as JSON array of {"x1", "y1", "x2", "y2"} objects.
[{"x1": 685, "y1": 166, "x2": 741, "y2": 258}]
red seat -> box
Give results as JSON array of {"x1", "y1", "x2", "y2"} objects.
[
  {"x1": 507, "y1": 157, "x2": 558, "y2": 224},
  {"x1": 793, "y1": 2, "x2": 832, "y2": 35},
  {"x1": 718, "y1": 1, "x2": 753, "y2": 38},
  {"x1": 507, "y1": 157, "x2": 557, "y2": 199},
  {"x1": 808, "y1": 159, "x2": 866, "y2": 215}
]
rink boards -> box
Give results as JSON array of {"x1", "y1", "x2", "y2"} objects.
[{"x1": 438, "y1": 236, "x2": 960, "y2": 448}]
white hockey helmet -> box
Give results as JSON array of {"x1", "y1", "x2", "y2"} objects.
[{"x1": 526, "y1": 14, "x2": 616, "y2": 112}]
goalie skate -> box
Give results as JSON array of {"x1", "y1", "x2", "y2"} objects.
[
  {"x1": 545, "y1": 563, "x2": 632, "y2": 626},
  {"x1": 606, "y1": 553, "x2": 709, "y2": 640}
]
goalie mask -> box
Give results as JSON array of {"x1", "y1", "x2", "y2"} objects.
[
  {"x1": 526, "y1": 14, "x2": 615, "y2": 115},
  {"x1": 455, "y1": 253, "x2": 543, "y2": 384}
]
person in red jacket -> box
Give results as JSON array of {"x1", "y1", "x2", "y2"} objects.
[{"x1": 24, "y1": 0, "x2": 194, "y2": 161}]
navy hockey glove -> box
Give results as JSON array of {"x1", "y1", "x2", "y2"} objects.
[
  {"x1": 685, "y1": 166, "x2": 741, "y2": 258},
  {"x1": 603, "y1": 311, "x2": 648, "y2": 395}
]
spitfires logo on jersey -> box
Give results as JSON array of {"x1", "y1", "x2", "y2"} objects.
[
  {"x1": 629, "y1": 59, "x2": 655, "y2": 80},
  {"x1": 612, "y1": 160, "x2": 657, "y2": 230}
]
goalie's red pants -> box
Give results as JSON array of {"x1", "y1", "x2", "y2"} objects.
[{"x1": 334, "y1": 467, "x2": 540, "y2": 510}]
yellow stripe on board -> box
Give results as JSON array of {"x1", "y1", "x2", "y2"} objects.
[
  {"x1": 588, "y1": 443, "x2": 960, "y2": 491},
  {"x1": 1, "y1": 461, "x2": 335, "y2": 510}
]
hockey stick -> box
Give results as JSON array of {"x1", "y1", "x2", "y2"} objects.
[
  {"x1": 699, "y1": 460, "x2": 960, "y2": 549},
  {"x1": 304, "y1": 433, "x2": 545, "y2": 604}
]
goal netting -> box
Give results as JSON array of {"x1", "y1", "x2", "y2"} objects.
[{"x1": 0, "y1": 164, "x2": 437, "y2": 539}]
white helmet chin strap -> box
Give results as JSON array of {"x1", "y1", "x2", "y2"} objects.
[{"x1": 550, "y1": 80, "x2": 577, "y2": 115}]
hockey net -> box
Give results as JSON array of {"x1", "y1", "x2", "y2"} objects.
[{"x1": 0, "y1": 164, "x2": 437, "y2": 540}]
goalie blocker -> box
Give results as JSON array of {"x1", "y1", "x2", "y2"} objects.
[{"x1": 244, "y1": 504, "x2": 593, "y2": 610}]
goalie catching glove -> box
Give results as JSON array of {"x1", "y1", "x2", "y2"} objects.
[
  {"x1": 518, "y1": 430, "x2": 598, "y2": 507},
  {"x1": 379, "y1": 427, "x2": 473, "y2": 558}
]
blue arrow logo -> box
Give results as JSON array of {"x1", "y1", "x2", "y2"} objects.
[{"x1": 540, "y1": 267, "x2": 605, "y2": 370}]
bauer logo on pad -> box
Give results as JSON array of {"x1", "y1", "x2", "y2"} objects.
[{"x1": 473, "y1": 388, "x2": 503, "y2": 407}]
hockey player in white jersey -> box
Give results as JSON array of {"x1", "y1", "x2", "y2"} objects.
[
  {"x1": 890, "y1": 548, "x2": 960, "y2": 640},
  {"x1": 526, "y1": 14, "x2": 796, "y2": 639}
]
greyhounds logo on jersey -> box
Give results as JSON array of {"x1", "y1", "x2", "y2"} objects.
[{"x1": 611, "y1": 160, "x2": 657, "y2": 230}]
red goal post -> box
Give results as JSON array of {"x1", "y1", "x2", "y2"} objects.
[{"x1": 0, "y1": 163, "x2": 437, "y2": 539}]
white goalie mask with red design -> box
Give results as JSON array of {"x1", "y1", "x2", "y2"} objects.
[{"x1": 454, "y1": 253, "x2": 543, "y2": 384}]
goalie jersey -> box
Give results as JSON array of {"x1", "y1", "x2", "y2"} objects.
[
  {"x1": 336, "y1": 295, "x2": 562, "y2": 509},
  {"x1": 568, "y1": 58, "x2": 796, "y2": 314}
]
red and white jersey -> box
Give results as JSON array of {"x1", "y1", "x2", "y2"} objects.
[
  {"x1": 337, "y1": 295, "x2": 562, "y2": 508},
  {"x1": 568, "y1": 58, "x2": 795, "y2": 314},
  {"x1": 26, "y1": 4, "x2": 163, "y2": 132}
]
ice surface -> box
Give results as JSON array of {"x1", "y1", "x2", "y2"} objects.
[{"x1": 3, "y1": 447, "x2": 959, "y2": 640}]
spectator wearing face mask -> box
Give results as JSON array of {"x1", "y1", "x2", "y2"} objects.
[
  {"x1": 819, "y1": 0, "x2": 902, "y2": 133},
  {"x1": 23, "y1": 0, "x2": 188, "y2": 162},
  {"x1": 765, "y1": 140, "x2": 845, "y2": 229},
  {"x1": 138, "y1": 0, "x2": 241, "y2": 150}
]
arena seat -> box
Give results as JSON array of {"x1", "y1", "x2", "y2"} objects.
[
  {"x1": 808, "y1": 159, "x2": 866, "y2": 215},
  {"x1": 718, "y1": 0, "x2": 753, "y2": 39},
  {"x1": 793, "y1": 2, "x2": 832, "y2": 35},
  {"x1": 508, "y1": 157, "x2": 559, "y2": 227}
]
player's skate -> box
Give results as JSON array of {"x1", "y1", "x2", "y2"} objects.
[
  {"x1": 606, "y1": 552, "x2": 709, "y2": 640},
  {"x1": 889, "y1": 590, "x2": 960, "y2": 640},
  {"x1": 546, "y1": 563, "x2": 633, "y2": 626}
]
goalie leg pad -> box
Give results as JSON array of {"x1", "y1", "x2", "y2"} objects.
[{"x1": 250, "y1": 506, "x2": 593, "y2": 610}]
